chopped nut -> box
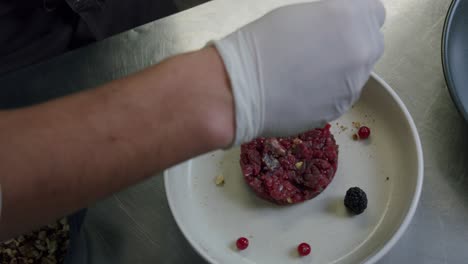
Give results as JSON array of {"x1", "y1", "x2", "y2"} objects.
[
  {"x1": 4, "y1": 239, "x2": 15, "y2": 245},
  {"x1": 41, "y1": 256, "x2": 57, "y2": 264},
  {"x1": 353, "y1": 134, "x2": 359, "y2": 141},
  {"x1": 215, "y1": 175, "x2": 225, "y2": 186},
  {"x1": 35, "y1": 240, "x2": 46, "y2": 251},
  {"x1": 38, "y1": 232, "x2": 46, "y2": 241},
  {"x1": 18, "y1": 245, "x2": 30, "y2": 255},
  {"x1": 295, "y1": 161, "x2": 304, "y2": 169},
  {"x1": 59, "y1": 218, "x2": 67, "y2": 226},
  {"x1": 287, "y1": 197, "x2": 293, "y2": 204},
  {"x1": 292, "y1": 138, "x2": 302, "y2": 145},
  {"x1": 4, "y1": 248, "x2": 13, "y2": 256},
  {"x1": 24, "y1": 247, "x2": 37, "y2": 259},
  {"x1": 352, "y1": 121, "x2": 361, "y2": 128},
  {"x1": 30, "y1": 250, "x2": 40, "y2": 259},
  {"x1": 47, "y1": 240, "x2": 57, "y2": 254}
]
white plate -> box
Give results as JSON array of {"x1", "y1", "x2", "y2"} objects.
[{"x1": 164, "y1": 73, "x2": 423, "y2": 264}]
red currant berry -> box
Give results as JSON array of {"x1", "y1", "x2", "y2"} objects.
[
  {"x1": 297, "y1": 242, "x2": 311, "y2": 256},
  {"x1": 358, "y1": 126, "x2": 371, "y2": 139},
  {"x1": 236, "y1": 237, "x2": 249, "y2": 250}
]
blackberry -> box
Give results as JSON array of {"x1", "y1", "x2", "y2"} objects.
[{"x1": 344, "y1": 187, "x2": 367, "y2": 214}]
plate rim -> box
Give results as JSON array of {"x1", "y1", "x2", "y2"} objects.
[
  {"x1": 164, "y1": 72, "x2": 424, "y2": 264},
  {"x1": 442, "y1": 0, "x2": 468, "y2": 121}
]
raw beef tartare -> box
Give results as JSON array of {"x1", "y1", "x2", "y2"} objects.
[{"x1": 240, "y1": 125, "x2": 338, "y2": 205}]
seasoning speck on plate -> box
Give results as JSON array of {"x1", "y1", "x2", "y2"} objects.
[{"x1": 215, "y1": 175, "x2": 225, "y2": 186}]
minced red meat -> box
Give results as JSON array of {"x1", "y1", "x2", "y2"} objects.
[{"x1": 240, "y1": 124, "x2": 338, "y2": 205}]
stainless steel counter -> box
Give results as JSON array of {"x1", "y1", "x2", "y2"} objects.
[{"x1": 1, "y1": 0, "x2": 468, "y2": 263}]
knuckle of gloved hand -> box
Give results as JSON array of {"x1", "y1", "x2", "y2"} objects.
[
  {"x1": 365, "y1": 31, "x2": 385, "y2": 65},
  {"x1": 374, "y1": 32, "x2": 385, "y2": 60},
  {"x1": 334, "y1": 0, "x2": 367, "y2": 18},
  {"x1": 372, "y1": 0, "x2": 386, "y2": 26},
  {"x1": 352, "y1": 27, "x2": 383, "y2": 65},
  {"x1": 345, "y1": 40, "x2": 375, "y2": 67},
  {"x1": 338, "y1": 0, "x2": 383, "y2": 26}
]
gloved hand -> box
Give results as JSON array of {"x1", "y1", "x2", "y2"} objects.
[{"x1": 214, "y1": 0, "x2": 385, "y2": 145}]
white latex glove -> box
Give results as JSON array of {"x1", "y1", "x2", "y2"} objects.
[{"x1": 214, "y1": 0, "x2": 385, "y2": 145}]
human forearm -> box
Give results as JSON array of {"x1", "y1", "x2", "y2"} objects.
[{"x1": 0, "y1": 46, "x2": 234, "y2": 240}]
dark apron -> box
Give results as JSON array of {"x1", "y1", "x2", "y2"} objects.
[{"x1": 0, "y1": 0, "x2": 177, "y2": 75}]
